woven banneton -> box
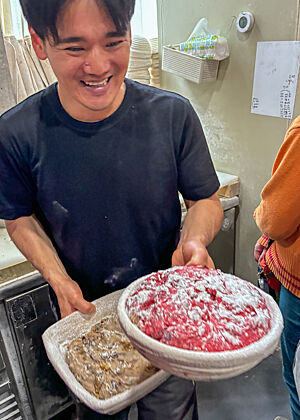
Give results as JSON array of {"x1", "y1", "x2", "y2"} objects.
[
  {"x1": 42, "y1": 289, "x2": 169, "y2": 415},
  {"x1": 117, "y1": 271, "x2": 283, "y2": 381}
]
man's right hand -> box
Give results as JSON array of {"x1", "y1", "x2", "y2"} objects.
[
  {"x1": 172, "y1": 239, "x2": 215, "y2": 269},
  {"x1": 51, "y1": 276, "x2": 96, "y2": 318}
]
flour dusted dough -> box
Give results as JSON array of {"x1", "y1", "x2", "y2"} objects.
[
  {"x1": 126, "y1": 266, "x2": 272, "y2": 352},
  {"x1": 66, "y1": 314, "x2": 158, "y2": 399}
]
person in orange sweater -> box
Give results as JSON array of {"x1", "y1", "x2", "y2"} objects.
[{"x1": 254, "y1": 115, "x2": 300, "y2": 420}]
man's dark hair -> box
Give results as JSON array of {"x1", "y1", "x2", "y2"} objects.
[{"x1": 19, "y1": 0, "x2": 136, "y2": 43}]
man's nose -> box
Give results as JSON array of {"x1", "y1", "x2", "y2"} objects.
[{"x1": 83, "y1": 48, "x2": 110, "y2": 75}]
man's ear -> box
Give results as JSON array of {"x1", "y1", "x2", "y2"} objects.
[{"x1": 29, "y1": 26, "x2": 48, "y2": 60}]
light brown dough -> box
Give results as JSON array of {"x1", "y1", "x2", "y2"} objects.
[{"x1": 66, "y1": 313, "x2": 158, "y2": 399}]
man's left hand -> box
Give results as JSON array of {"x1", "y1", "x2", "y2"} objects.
[{"x1": 172, "y1": 239, "x2": 215, "y2": 268}]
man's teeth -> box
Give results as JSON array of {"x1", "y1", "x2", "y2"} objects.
[{"x1": 84, "y1": 79, "x2": 109, "y2": 87}]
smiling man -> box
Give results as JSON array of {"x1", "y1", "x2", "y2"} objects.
[
  {"x1": 32, "y1": 0, "x2": 131, "y2": 122},
  {"x1": 0, "y1": 0, "x2": 223, "y2": 419}
]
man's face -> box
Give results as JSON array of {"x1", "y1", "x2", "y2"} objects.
[{"x1": 31, "y1": 0, "x2": 131, "y2": 122}]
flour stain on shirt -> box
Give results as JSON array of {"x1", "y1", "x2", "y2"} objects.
[
  {"x1": 51, "y1": 201, "x2": 70, "y2": 246},
  {"x1": 52, "y1": 201, "x2": 69, "y2": 216}
]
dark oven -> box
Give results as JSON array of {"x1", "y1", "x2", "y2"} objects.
[{"x1": 0, "y1": 272, "x2": 74, "y2": 419}]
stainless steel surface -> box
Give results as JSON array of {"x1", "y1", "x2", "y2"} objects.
[
  {"x1": 0, "y1": 262, "x2": 35, "y2": 286},
  {"x1": 207, "y1": 206, "x2": 237, "y2": 274},
  {"x1": 0, "y1": 271, "x2": 43, "y2": 301},
  {"x1": 219, "y1": 196, "x2": 239, "y2": 212}
]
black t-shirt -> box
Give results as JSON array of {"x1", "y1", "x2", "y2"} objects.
[{"x1": 0, "y1": 79, "x2": 219, "y2": 300}]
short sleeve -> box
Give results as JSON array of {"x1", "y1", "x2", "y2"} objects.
[
  {"x1": 0, "y1": 120, "x2": 35, "y2": 219},
  {"x1": 177, "y1": 101, "x2": 219, "y2": 200}
]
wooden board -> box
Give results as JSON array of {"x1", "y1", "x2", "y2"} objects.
[{"x1": 216, "y1": 171, "x2": 240, "y2": 198}]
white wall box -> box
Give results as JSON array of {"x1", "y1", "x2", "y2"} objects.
[{"x1": 162, "y1": 45, "x2": 219, "y2": 83}]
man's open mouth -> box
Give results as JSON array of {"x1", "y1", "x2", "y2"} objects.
[{"x1": 81, "y1": 77, "x2": 112, "y2": 87}]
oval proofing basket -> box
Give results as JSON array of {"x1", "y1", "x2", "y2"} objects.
[
  {"x1": 117, "y1": 275, "x2": 284, "y2": 381},
  {"x1": 42, "y1": 289, "x2": 170, "y2": 415}
]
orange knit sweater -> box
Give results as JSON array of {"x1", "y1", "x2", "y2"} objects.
[{"x1": 254, "y1": 115, "x2": 300, "y2": 298}]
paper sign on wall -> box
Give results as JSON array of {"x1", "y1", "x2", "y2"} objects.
[{"x1": 251, "y1": 41, "x2": 300, "y2": 119}]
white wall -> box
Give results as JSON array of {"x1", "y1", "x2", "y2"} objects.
[{"x1": 131, "y1": 0, "x2": 158, "y2": 38}]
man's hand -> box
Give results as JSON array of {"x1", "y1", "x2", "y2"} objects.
[
  {"x1": 254, "y1": 242, "x2": 267, "y2": 263},
  {"x1": 51, "y1": 276, "x2": 96, "y2": 318},
  {"x1": 173, "y1": 193, "x2": 222, "y2": 269},
  {"x1": 172, "y1": 239, "x2": 215, "y2": 268}
]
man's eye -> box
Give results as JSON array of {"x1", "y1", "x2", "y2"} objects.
[
  {"x1": 65, "y1": 47, "x2": 83, "y2": 52},
  {"x1": 107, "y1": 40, "x2": 123, "y2": 48}
]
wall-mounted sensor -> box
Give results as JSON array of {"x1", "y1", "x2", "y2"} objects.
[{"x1": 236, "y1": 12, "x2": 255, "y2": 33}]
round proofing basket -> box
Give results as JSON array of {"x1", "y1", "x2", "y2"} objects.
[{"x1": 117, "y1": 274, "x2": 284, "y2": 381}]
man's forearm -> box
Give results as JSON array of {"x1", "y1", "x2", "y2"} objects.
[
  {"x1": 181, "y1": 193, "x2": 223, "y2": 247},
  {"x1": 5, "y1": 215, "x2": 96, "y2": 317},
  {"x1": 5, "y1": 215, "x2": 69, "y2": 286}
]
